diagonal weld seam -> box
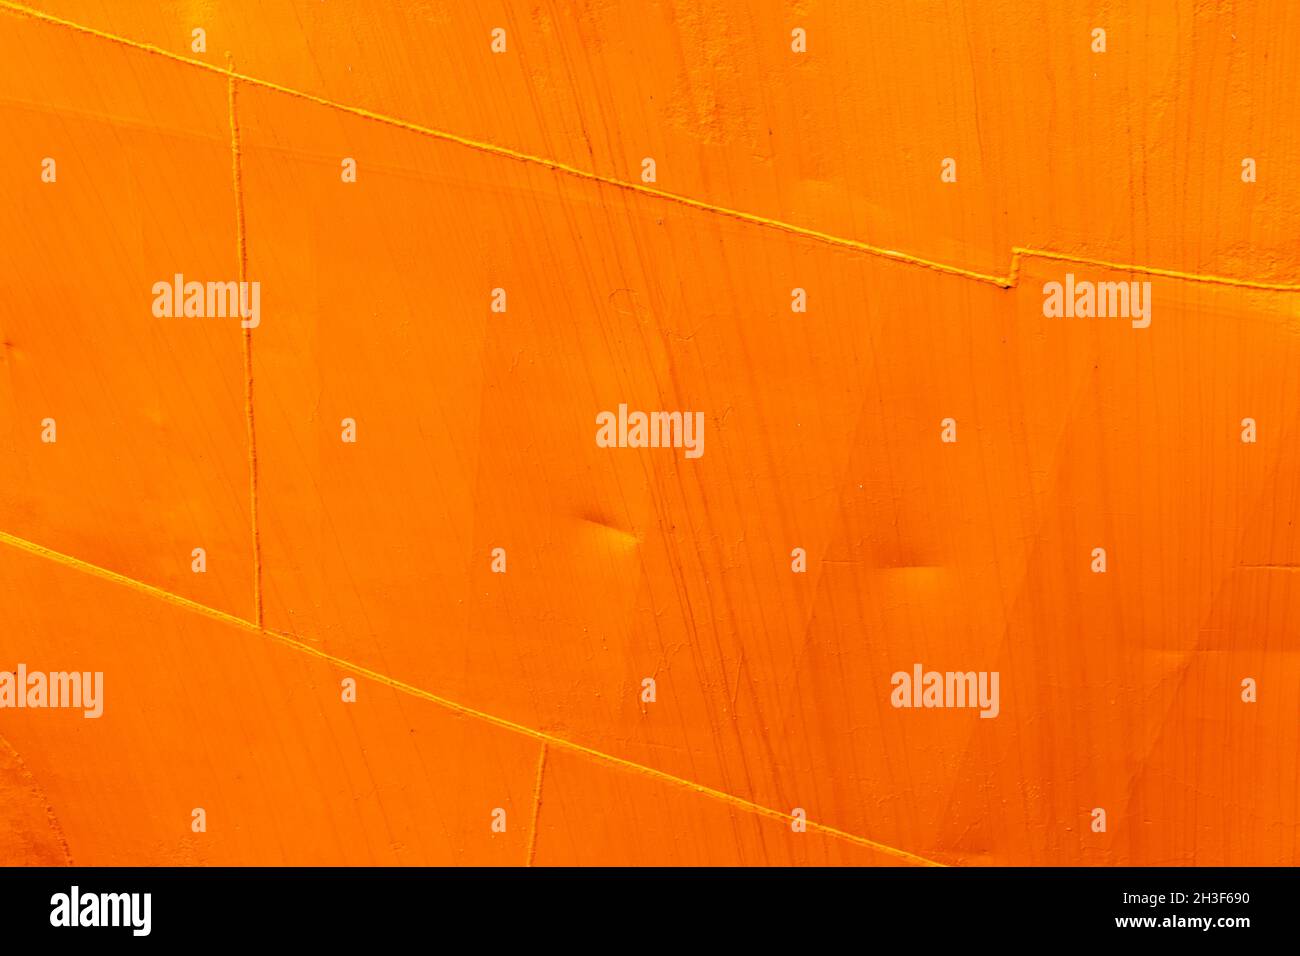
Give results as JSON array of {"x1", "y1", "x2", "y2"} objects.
[
  {"x1": 0, "y1": 528, "x2": 943, "y2": 866},
  {"x1": 2, "y1": 0, "x2": 1298, "y2": 294}
]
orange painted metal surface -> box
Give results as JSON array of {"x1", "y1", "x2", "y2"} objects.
[{"x1": 1, "y1": 2, "x2": 1298, "y2": 866}]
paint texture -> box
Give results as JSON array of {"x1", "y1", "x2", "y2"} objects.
[{"x1": 1, "y1": 2, "x2": 1298, "y2": 866}]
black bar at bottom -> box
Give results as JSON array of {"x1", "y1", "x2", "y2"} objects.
[{"x1": 0, "y1": 867, "x2": 1288, "y2": 942}]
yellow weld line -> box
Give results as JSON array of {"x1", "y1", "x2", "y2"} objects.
[
  {"x1": 0, "y1": 528, "x2": 943, "y2": 866},
  {"x1": 1011, "y1": 247, "x2": 1300, "y2": 292},
  {"x1": 226, "y1": 58, "x2": 264, "y2": 629},
  {"x1": 0, "y1": 530, "x2": 258, "y2": 632},
  {"x1": 525, "y1": 742, "x2": 548, "y2": 867},
  {"x1": 0, "y1": 2, "x2": 999, "y2": 284},
  {"x1": 3, "y1": 0, "x2": 1296, "y2": 295}
]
